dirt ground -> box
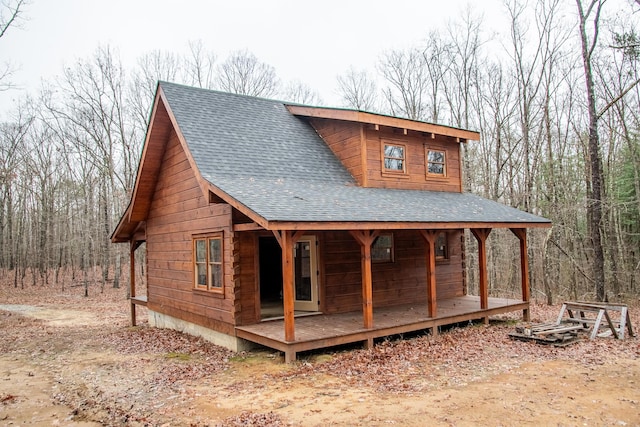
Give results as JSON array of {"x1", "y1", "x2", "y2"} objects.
[{"x1": 0, "y1": 284, "x2": 638, "y2": 426}]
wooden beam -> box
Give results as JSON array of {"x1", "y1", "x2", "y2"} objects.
[
  {"x1": 129, "y1": 240, "x2": 137, "y2": 327},
  {"x1": 420, "y1": 230, "x2": 439, "y2": 317},
  {"x1": 233, "y1": 222, "x2": 265, "y2": 232},
  {"x1": 349, "y1": 230, "x2": 379, "y2": 329},
  {"x1": 510, "y1": 228, "x2": 530, "y2": 321},
  {"x1": 471, "y1": 228, "x2": 492, "y2": 313},
  {"x1": 359, "y1": 124, "x2": 369, "y2": 187},
  {"x1": 273, "y1": 230, "x2": 304, "y2": 342}
]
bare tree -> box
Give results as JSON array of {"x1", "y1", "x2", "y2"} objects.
[
  {"x1": 506, "y1": 0, "x2": 570, "y2": 212},
  {"x1": 421, "y1": 31, "x2": 452, "y2": 123},
  {"x1": 442, "y1": 7, "x2": 483, "y2": 129},
  {"x1": 184, "y1": 39, "x2": 216, "y2": 89},
  {"x1": 378, "y1": 48, "x2": 429, "y2": 120},
  {"x1": 129, "y1": 49, "x2": 183, "y2": 135},
  {"x1": 44, "y1": 46, "x2": 132, "y2": 290},
  {"x1": 0, "y1": 0, "x2": 27, "y2": 90},
  {"x1": 336, "y1": 67, "x2": 378, "y2": 111},
  {"x1": 575, "y1": 0, "x2": 607, "y2": 301},
  {"x1": 281, "y1": 80, "x2": 322, "y2": 105},
  {"x1": 0, "y1": 102, "x2": 32, "y2": 273},
  {"x1": 216, "y1": 50, "x2": 279, "y2": 97}
]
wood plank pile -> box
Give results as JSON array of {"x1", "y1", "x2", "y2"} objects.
[{"x1": 509, "y1": 301, "x2": 635, "y2": 346}]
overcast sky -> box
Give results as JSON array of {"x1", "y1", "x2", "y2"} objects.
[{"x1": 0, "y1": 0, "x2": 515, "y2": 115}]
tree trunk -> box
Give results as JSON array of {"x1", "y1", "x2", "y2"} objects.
[{"x1": 576, "y1": 0, "x2": 606, "y2": 301}]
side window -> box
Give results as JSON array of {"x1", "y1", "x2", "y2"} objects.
[
  {"x1": 193, "y1": 234, "x2": 223, "y2": 292},
  {"x1": 426, "y1": 149, "x2": 446, "y2": 177},
  {"x1": 382, "y1": 143, "x2": 407, "y2": 174},
  {"x1": 372, "y1": 233, "x2": 394, "y2": 263},
  {"x1": 435, "y1": 232, "x2": 448, "y2": 260}
]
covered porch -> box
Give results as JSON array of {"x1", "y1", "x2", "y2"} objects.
[
  {"x1": 236, "y1": 295, "x2": 528, "y2": 362},
  {"x1": 254, "y1": 226, "x2": 533, "y2": 362}
]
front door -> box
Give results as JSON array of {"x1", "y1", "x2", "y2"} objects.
[{"x1": 293, "y1": 236, "x2": 319, "y2": 312}]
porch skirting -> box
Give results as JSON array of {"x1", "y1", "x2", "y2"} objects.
[{"x1": 236, "y1": 296, "x2": 528, "y2": 362}]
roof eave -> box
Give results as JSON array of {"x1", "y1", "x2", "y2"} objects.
[
  {"x1": 263, "y1": 220, "x2": 552, "y2": 231},
  {"x1": 285, "y1": 105, "x2": 480, "y2": 141}
]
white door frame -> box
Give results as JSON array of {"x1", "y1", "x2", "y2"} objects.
[{"x1": 293, "y1": 235, "x2": 319, "y2": 312}]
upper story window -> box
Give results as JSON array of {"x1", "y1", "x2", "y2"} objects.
[
  {"x1": 194, "y1": 233, "x2": 223, "y2": 292},
  {"x1": 372, "y1": 233, "x2": 394, "y2": 262},
  {"x1": 382, "y1": 143, "x2": 406, "y2": 173},
  {"x1": 426, "y1": 149, "x2": 446, "y2": 176}
]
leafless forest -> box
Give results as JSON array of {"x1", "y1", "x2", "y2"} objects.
[{"x1": 1, "y1": 0, "x2": 640, "y2": 304}]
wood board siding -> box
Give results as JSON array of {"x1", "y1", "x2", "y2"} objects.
[
  {"x1": 322, "y1": 230, "x2": 464, "y2": 314},
  {"x1": 365, "y1": 127, "x2": 461, "y2": 191},
  {"x1": 145, "y1": 129, "x2": 236, "y2": 331},
  {"x1": 233, "y1": 229, "x2": 465, "y2": 325},
  {"x1": 236, "y1": 232, "x2": 260, "y2": 326},
  {"x1": 308, "y1": 118, "x2": 365, "y2": 185}
]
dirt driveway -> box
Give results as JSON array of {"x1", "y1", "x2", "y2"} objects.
[{"x1": 0, "y1": 286, "x2": 639, "y2": 426}]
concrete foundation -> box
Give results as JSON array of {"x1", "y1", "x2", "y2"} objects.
[{"x1": 148, "y1": 310, "x2": 255, "y2": 353}]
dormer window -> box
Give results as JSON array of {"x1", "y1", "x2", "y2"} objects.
[
  {"x1": 426, "y1": 149, "x2": 446, "y2": 176},
  {"x1": 382, "y1": 142, "x2": 406, "y2": 174}
]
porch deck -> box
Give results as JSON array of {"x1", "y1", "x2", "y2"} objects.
[{"x1": 236, "y1": 295, "x2": 528, "y2": 362}]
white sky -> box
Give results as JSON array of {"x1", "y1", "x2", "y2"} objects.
[{"x1": 1, "y1": 0, "x2": 505, "y2": 116}]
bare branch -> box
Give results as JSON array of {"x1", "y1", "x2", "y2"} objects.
[
  {"x1": 597, "y1": 76, "x2": 640, "y2": 119},
  {"x1": 0, "y1": 0, "x2": 26, "y2": 39}
]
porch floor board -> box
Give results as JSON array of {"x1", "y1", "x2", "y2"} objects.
[{"x1": 236, "y1": 296, "x2": 527, "y2": 360}]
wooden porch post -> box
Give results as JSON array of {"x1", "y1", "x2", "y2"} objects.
[
  {"x1": 419, "y1": 230, "x2": 438, "y2": 318},
  {"x1": 349, "y1": 230, "x2": 379, "y2": 331},
  {"x1": 273, "y1": 230, "x2": 304, "y2": 345},
  {"x1": 510, "y1": 228, "x2": 531, "y2": 321},
  {"x1": 130, "y1": 240, "x2": 137, "y2": 326},
  {"x1": 471, "y1": 228, "x2": 491, "y2": 323}
]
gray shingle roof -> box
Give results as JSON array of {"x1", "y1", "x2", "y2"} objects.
[{"x1": 160, "y1": 82, "x2": 549, "y2": 226}]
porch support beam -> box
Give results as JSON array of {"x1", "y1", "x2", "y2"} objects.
[
  {"x1": 349, "y1": 230, "x2": 379, "y2": 329},
  {"x1": 471, "y1": 228, "x2": 491, "y2": 322},
  {"x1": 130, "y1": 240, "x2": 137, "y2": 326},
  {"x1": 419, "y1": 230, "x2": 439, "y2": 317},
  {"x1": 510, "y1": 228, "x2": 531, "y2": 321},
  {"x1": 273, "y1": 230, "x2": 304, "y2": 343}
]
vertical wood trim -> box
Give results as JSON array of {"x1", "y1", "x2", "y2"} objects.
[
  {"x1": 471, "y1": 228, "x2": 491, "y2": 310},
  {"x1": 419, "y1": 230, "x2": 438, "y2": 317},
  {"x1": 130, "y1": 241, "x2": 137, "y2": 326},
  {"x1": 362, "y1": 241, "x2": 373, "y2": 328},
  {"x1": 458, "y1": 144, "x2": 464, "y2": 193},
  {"x1": 349, "y1": 230, "x2": 379, "y2": 329},
  {"x1": 510, "y1": 228, "x2": 531, "y2": 321},
  {"x1": 273, "y1": 230, "x2": 304, "y2": 342},
  {"x1": 252, "y1": 233, "x2": 261, "y2": 324},
  {"x1": 360, "y1": 124, "x2": 369, "y2": 187}
]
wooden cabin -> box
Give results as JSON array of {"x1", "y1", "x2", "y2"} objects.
[{"x1": 112, "y1": 82, "x2": 551, "y2": 362}]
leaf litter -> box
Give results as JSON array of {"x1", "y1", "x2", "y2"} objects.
[{"x1": 0, "y1": 283, "x2": 638, "y2": 426}]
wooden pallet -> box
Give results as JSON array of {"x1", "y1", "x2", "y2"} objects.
[{"x1": 509, "y1": 322, "x2": 585, "y2": 346}]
